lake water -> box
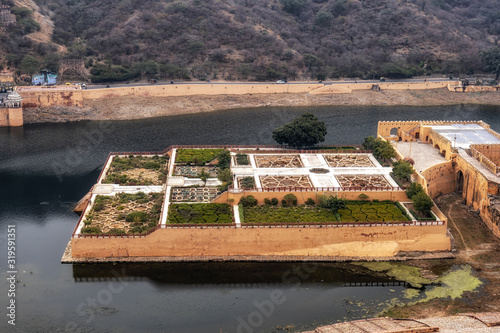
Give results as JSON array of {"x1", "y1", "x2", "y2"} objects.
[{"x1": 0, "y1": 104, "x2": 499, "y2": 332}]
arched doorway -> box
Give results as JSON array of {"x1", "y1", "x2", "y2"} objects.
[
  {"x1": 390, "y1": 127, "x2": 398, "y2": 136},
  {"x1": 456, "y1": 170, "x2": 464, "y2": 192}
]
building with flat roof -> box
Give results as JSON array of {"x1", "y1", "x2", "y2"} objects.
[{"x1": 378, "y1": 120, "x2": 500, "y2": 238}]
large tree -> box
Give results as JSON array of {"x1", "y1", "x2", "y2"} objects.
[
  {"x1": 481, "y1": 47, "x2": 500, "y2": 81},
  {"x1": 272, "y1": 113, "x2": 327, "y2": 148}
]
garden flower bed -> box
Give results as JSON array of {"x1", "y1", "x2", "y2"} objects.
[
  {"x1": 102, "y1": 155, "x2": 168, "y2": 185},
  {"x1": 242, "y1": 201, "x2": 410, "y2": 223},
  {"x1": 323, "y1": 154, "x2": 374, "y2": 167},
  {"x1": 174, "y1": 165, "x2": 218, "y2": 178},
  {"x1": 171, "y1": 187, "x2": 221, "y2": 203},
  {"x1": 242, "y1": 205, "x2": 338, "y2": 223},
  {"x1": 167, "y1": 203, "x2": 233, "y2": 224},
  {"x1": 80, "y1": 192, "x2": 163, "y2": 234},
  {"x1": 175, "y1": 149, "x2": 226, "y2": 165},
  {"x1": 338, "y1": 201, "x2": 411, "y2": 222},
  {"x1": 254, "y1": 154, "x2": 303, "y2": 168}
]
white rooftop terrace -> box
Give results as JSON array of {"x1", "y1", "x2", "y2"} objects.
[{"x1": 429, "y1": 124, "x2": 500, "y2": 149}]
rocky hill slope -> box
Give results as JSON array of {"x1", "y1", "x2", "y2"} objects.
[{"x1": 1, "y1": 0, "x2": 499, "y2": 81}]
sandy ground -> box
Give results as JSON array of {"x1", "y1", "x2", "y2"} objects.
[
  {"x1": 23, "y1": 88, "x2": 500, "y2": 124},
  {"x1": 385, "y1": 192, "x2": 500, "y2": 318}
]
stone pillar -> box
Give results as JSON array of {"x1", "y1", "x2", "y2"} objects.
[
  {"x1": 8, "y1": 107, "x2": 23, "y2": 126},
  {"x1": 0, "y1": 109, "x2": 8, "y2": 127}
]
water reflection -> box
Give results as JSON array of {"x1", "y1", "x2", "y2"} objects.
[{"x1": 72, "y1": 262, "x2": 409, "y2": 286}]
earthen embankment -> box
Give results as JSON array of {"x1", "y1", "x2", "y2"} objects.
[{"x1": 19, "y1": 83, "x2": 500, "y2": 124}]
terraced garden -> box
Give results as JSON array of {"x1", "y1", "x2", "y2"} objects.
[
  {"x1": 254, "y1": 154, "x2": 303, "y2": 168},
  {"x1": 242, "y1": 201, "x2": 410, "y2": 223},
  {"x1": 171, "y1": 187, "x2": 221, "y2": 203},
  {"x1": 102, "y1": 155, "x2": 168, "y2": 185},
  {"x1": 323, "y1": 154, "x2": 374, "y2": 167},
  {"x1": 176, "y1": 149, "x2": 226, "y2": 165},
  {"x1": 167, "y1": 203, "x2": 233, "y2": 224},
  {"x1": 80, "y1": 192, "x2": 163, "y2": 234},
  {"x1": 338, "y1": 201, "x2": 411, "y2": 222},
  {"x1": 242, "y1": 206, "x2": 338, "y2": 223},
  {"x1": 174, "y1": 165, "x2": 218, "y2": 178}
]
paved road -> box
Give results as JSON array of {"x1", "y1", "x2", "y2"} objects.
[{"x1": 86, "y1": 77, "x2": 471, "y2": 90}]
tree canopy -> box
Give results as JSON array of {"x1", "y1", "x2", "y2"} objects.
[
  {"x1": 272, "y1": 113, "x2": 327, "y2": 148},
  {"x1": 481, "y1": 47, "x2": 500, "y2": 81},
  {"x1": 363, "y1": 136, "x2": 396, "y2": 162}
]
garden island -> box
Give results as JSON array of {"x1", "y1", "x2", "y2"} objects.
[{"x1": 62, "y1": 117, "x2": 500, "y2": 263}]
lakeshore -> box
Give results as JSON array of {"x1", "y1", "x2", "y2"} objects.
[{"x1": 22, "y1": 87, "x2": 500, "y2": 124}]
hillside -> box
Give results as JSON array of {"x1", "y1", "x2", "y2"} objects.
[{"x1": 1, "y1": 0, "x2": 499, "y2": 82}]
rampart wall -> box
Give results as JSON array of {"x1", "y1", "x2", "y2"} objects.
[
  {"x1": 18, "y1": 81, "x2": 458, "y2": 108},
  {"x1": 0, "y1": 107, "x2": 23, "y2": 127},
  {"x1": 71, "y1": 223, "x2": 450, "y2": 259},
  {"x1": 456, "y1": 152, "x2": 500, "y2": 238}
]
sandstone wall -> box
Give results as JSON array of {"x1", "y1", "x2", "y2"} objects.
[
  {"x1": 71, "y1": 223, "x2": 450, "y2": 258},
  {"x1": 456, "y1": 153, "x2": 500, "y2": 237},
  {"x1": 422, "y1": 161, "x2": 456, "y2": 198},
  {"x1": 213, "y1": 189, "x2": 409, "y2": 205},
  {"x1": 0, "y1": 108, "x2": 23, "y2": 127}
]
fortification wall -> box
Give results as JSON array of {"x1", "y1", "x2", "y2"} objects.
[
  {"x1": 82, "y1": 83, "x2": 323, "y2": 100},
  {"x1": 19, "y1": 90, "x2": 84, "y2": 107},
  {"x1": 456, "y1": 153, "x2": 500, "y2": 237},
  {"x1": 422, "y1": 161, "x2": 456, "y2": 198},
  {"x1": 17, "y1": 81, "x2": 458, "y2": 108},
  {"x1": 71, "y1": 223, "x2": 450, "y2": 258},
  {"x1": 0, "y1": 108, "x2": 23, "y2": 127}
]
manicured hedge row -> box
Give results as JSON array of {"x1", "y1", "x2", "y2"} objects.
[
  {"x1": 176, "y1": 149, "x2": 226, "y2": 165},
  {"x1": 167, "y1": 203, "x2": 233, "y2": 224}
]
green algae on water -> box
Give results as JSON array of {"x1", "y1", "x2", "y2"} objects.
[
  {"x1": 352, "y1": 262, "x2": 432, "y2": 288},
  {"x1": 418, "y1": 265, "x2": 482, "y2": 302}
]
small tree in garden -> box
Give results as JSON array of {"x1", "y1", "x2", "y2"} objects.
[
  {"x1": 375, "y1": 140, "x2": 396, "y2": 161},
  {"x1": 392, "y1": 160, "x2": 415, "y2": 181},
  {"x1": 283, "y1": 193, "x2": 298, "y2": 206},
  {"x1": 413, "y1": 192, "x2": 434, "y2": 215},
  {"x1": 217, "y1": 168, "x2": 233, "y2": 192},
  {"x1": 405, "y1": 182, "x2": 425, "y2": 199},
  {"x1": 363, "y1": 136, "x2": 396, "y2": 162},
  {"x1": 217, "y1": 168, "x2": 232, "y2": 183},
  {"x1": 272, "y1": 113, "x2": 327, "y2": 148},
  {"x1": 217, "y1": 150, "x2": 231, "y2": 169},
  {"x1": 198, "y1": 169, "x2": 210, "y2": 185},
  {"x1": 239, "y1": 195, "x2": 258, "y2": 207},
  {"x1": 319, "y1": 195, "x2": 347, "y2": 213}
]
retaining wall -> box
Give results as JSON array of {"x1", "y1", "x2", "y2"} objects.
[
  {"x1": 0, "y1": 107, "x2": 23, "y2": 127},
  {"x1": 71, "y1": 223, "x2": 451, "y2": 258}
]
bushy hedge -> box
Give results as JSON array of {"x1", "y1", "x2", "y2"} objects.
[
  {"x1": 167, "y1": 203, "x2": 233, "y2": 224},
  {"x1": 236, "y1": 153, "x2": 250, "y2": 165},
  {"x1": 176, "y1": 149, "x2": 226, "y2": 165},
  {"x1": 338, "y1": 201, "x2": 410, "y2": 222},
  {"x1": 243, "y1": 205, "x2": 338, "y2": 223}
]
